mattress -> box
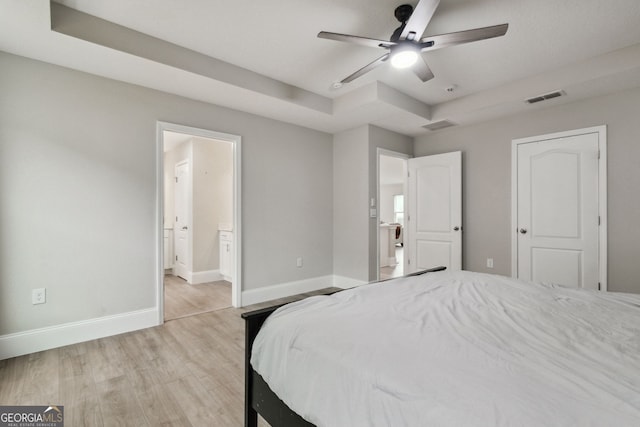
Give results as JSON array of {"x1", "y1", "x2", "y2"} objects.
[{"x1": 251, "y1": 270, "x2": 640, "y2": 426}]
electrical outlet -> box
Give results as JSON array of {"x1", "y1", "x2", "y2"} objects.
[
  {"x1": 32, "y1": 288, "x2": 46, "y2": 305},
  {"x1": 296, "y1": 257, "x2": 303, "y2": 268},
  {"x1": 487, "y1": 258, "x2": 494, "y2": 269}
]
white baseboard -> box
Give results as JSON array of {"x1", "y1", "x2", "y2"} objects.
[
  {"x1": 0, "y1": 308, "x2": 159, "y2": 360},
  {"x1": 332, "y1": 275, "x2": 368, "y2": 289},
  {"x1": 241, "y1": 275, "x2": 335, "y2": 306},
  {"x1": 1, "y1": 274, "x2": 367, "y2": 359},
  {"x1": 190, "y1": 269, "x2": 223, "y2": 284}
]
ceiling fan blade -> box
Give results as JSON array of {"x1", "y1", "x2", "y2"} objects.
[
  {"x1": 341, "y1": 53, "x2": 390, "y2": 83},
  {"x1": 400, "y1": 0, "x2": 441, "y2": 41},
  {"x1": 318, "y1": 31, "x2": 394, "y2": 49},
  {"x1": 413, "y1": 56, "x2": 435, "y2": 82},
  {"x1": 420, "y1": 23, "x2": 509, "y2": 52}
]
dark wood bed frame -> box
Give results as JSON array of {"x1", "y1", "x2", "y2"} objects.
[{"x1": 241, "y1": 266, "x2": 446, "y2": 427}]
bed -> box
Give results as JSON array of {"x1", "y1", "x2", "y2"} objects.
[{"x1": 242, "y1": 268, "x2": 640, "y2": 426}]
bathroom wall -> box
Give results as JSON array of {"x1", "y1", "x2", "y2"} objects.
[
  {"x1": 192, "y1": 138, "x2": 233, "y2": 272},
  {"x1": 380, "y1": 184, "x2": 403, "y2": 224},
  {"x1": 164, "y1": 137, "x2": 233, "y2": 274}
]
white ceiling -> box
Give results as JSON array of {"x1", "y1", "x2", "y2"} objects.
[{"x1": 1, "y1": 0, "x2": 640, "y2": 136}]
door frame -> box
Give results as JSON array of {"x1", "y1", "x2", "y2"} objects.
[
  {"x1": 376, "y1": 148, "x2": 409, "y2": 281},
  {"x1": 156, "y1": 121, "x2": 242, "y2": 325},
  {"x1": 511, "y1": 125, "x2": 607, "y2": 290}
]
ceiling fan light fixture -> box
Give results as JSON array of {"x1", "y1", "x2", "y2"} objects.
[
  {"x1": 317, "y1": 0, "x2": 509, "y2": 83},
  {"x1": 390, "y1": 44, "x2": 419, "y2": 69}
]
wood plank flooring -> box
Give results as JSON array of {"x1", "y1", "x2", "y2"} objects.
[
  {"x1": 380, "y1": 246, "x2": 404, "y2": 280},
  {"x1": 0, "y1": 287, "x2": 340, "y2": 426},
  {"x1": 164, "y1": 274, "x2": 231, "y2": 321}
]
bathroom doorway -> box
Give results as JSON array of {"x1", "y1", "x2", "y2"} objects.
[
  {"x1": 157, "y1": 122, "x2": 242, "y2": 322},
  {"x1": 377, "y1": 150, "x2": 408, "y2": 280}
]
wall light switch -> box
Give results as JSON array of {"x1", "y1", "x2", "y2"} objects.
[
  {"x1": 487, "y1": 258, "x2": 494, "y2": 269},
  {"x1": 370, "y1": 208, "x2": 377, "y2": 218},
  {"x1": 296, "y1": 257, "x2": 303, "y2": 268},
  {"x1": 370, "y1": 198, "x2": 376, "y2": 207}
]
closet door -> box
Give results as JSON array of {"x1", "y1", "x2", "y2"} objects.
[{"x1": 513, "y1": 127, "x2": 604, "y2": 290}]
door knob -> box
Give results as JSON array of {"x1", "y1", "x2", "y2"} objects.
[
  {"x1": 182, "y1": 226, "x2": 188, "y2": 230},
  {"x1": 519, "y1": 228, "x2": 527, "y2": 234},
  {"x1": 453, "y1": 226, "x2": 460, "y2": 231}
]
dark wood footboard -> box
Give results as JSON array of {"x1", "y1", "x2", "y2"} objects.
[
  {"x1": 242, "y1": 299, "x2": 330, "y2": 427},
  {"x1": 241, "y1": 266, "x2": 446, "y2": 427}
]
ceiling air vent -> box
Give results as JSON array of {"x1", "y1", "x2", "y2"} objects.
[
  {"x1": 423, "y1": 120, "x2": 457, "y2": 131},
  {"x1": 525, "y1": 90, "x2": 565, "y2": 104}
]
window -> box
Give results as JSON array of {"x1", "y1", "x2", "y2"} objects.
[{"x1": 393, "y1": 194, "x2": 404, "y2": 226}]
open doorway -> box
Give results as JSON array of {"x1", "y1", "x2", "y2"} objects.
[
  {"x1": 377, "y1": 150, "x2": 408, "y2": 280},
  {"x1": 157, "y1": 122, "x2": 242, "y2": 323}
]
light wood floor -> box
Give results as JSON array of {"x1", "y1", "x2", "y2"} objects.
[
  {"x1": 380, "y1": 246, "x2": 404, "y2": 280},
  {"x1": 0, "y1": 287, "x2": 340, "y2": 426},
  {"x1": 164, "y1": 274, "x2": 231, "y2": 321}
]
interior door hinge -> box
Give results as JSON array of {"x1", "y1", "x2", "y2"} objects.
[
  {"x1": 598, "y1": 216, "x2": 601, "y2": 225},
  {"x1": 598, "y1": 150, "x2": 601, "y2": 160},
  {"x1": 175, "y1": 255, "x2": 178, "y2": 261},
  {"x1": 598, "y1": 282, "x2": 601, "y2": 291},
  {"x1": 175, "y1": 177, "x2": 178, "y2": 183},
  {"x1": 408, "y1": 259, "x2": 411, "y2": 265}
]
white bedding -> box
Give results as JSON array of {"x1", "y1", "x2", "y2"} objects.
[{"x1": 251, "y1": 271, "x2": 640, "y2": 426}]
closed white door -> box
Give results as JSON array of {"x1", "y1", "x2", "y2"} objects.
[
  {"x1": 515, "y1": 130, "x2": 601, "y2": 289},
  {"x1": 174, "y1": 161, "x2": 190, "y2": 280},
  {"x1": 406, "y1": 151, "x2": 462, "y2": 273}
]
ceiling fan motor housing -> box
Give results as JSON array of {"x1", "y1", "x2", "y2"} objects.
[
  {"x1": 394, "y1": 4, "x2": 414, "y2": 23},
  {"x1": 391, "y1": 4, "x2": 414, "y2": 42}
]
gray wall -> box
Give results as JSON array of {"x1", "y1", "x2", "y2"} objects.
[
  {"x1": 0, "y1": 52, "x2": 333, "y2": 335},
  {"x1": 333, "y1": 125, "x2": 412, "y2": 283},
  {"x1": 414, "y1": 87, "x2": 640, "y2": 294},
  {"x1": 333, "y1": 126, "x2": 370, "y2": 282},
  {"x1": 368, "y1": 126, "x2": 413, "y2": 280}
]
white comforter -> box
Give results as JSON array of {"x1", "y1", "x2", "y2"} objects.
[{"x1": 251, "y1": 271, "x2": 640, "y2": 426}]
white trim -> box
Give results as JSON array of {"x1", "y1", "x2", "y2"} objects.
[
  {"x1": 332, "y1": 275, "x2": 368, "y2": 289},
  {"x1": 155, "y1": 124, "x2": 165, "y2": 324},
  {"x1": 157, "y1": 122, "x2": 243, "y2": 318},
  {"x1": 190, "y1": 269, "x2": 224, "y2": 284},
  {"x1": 241, "y1": 276, "x2": 335, "y2": 306},
  {"x1": 376, "y1": 149, "x2": 410, "y2": 282},
  {"x1": 0, "y1": 308, "x2": 159, "y2": 360},
  {"x1": 598, "y1": 129, "x2": 608, "y2": 291},
  {"x1": 511, "y1": 125, "x2": 607, "y2": 290},
  {"x1": 232, "y1": 134, "x2": 242, "y2": 307}
]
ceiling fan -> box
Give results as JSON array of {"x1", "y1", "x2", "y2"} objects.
[{"x1": 318, "y1": 0, "x2": 508, "y2": 84}]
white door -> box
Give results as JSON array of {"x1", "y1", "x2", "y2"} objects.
[
  {"x1": 174, "y1": 160, "x2": 190, "y2": 280},
  {"x1": 514, "y1": 129, "x2": 603, "y2": 290},
  {"x1": 406, "y1": 151, "x2": 462, "y2": 273}
]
